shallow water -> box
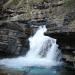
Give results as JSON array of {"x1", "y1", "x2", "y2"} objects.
[{"x1": 0, "y1": 65, "x2": 75, "y2": 75}]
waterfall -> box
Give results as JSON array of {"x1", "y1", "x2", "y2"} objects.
[{"x1": 0, "y1": 26, "x2": 62, "y2": 68}]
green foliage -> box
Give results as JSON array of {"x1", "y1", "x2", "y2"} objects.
[
  {"x1": 31, "y1": 0, "x2": 43, "y2": 3},
  {"x1": 64, "y1": 0, "x2": 75, "y2": 8},
  {"x1": 12, "y1": 0, "x2": 18, "y2": 5},
  {"x1": 31, "y1": 0, "x2": 49, "y2": 3}
]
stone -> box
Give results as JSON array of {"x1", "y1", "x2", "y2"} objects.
[
  {"x1": 63, "y1": 10, "x2": 75, "y2": 25},
  {"x1": 0, "y1": 21, "x2": 33, "y2": 58}
]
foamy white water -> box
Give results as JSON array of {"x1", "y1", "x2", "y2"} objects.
[{"x1": 0, "y1": 26, "x2": 62, "y2": 68}]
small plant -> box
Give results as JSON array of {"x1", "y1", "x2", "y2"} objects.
[
  {"x1": 64, "y1": 0, "x2": 75, "y2": 8},
  {"x1": 13, "y1": 0, "x2": 18, "y2": 5},
  {"x1": 31, "y1": 0, "x2": 43, "y2": 3}
]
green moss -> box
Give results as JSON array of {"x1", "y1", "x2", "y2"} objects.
[
  {"x1": 64, "y1": 0, "x2": 75, "y2": 8},
  {"x1": 31, "y1": 0, "x2": 43, "y2": 3},
  {"x1": 7, "y1": 0, "x2": 19, "y2": 5},
  {"x1": 13, "y1": 0, "x2": 18, "y2": 5},
  {"x1": 31, "y1": 0, "x2": 49, "y2": 3},
  {"x1": 3, "y1": 0, "x2": 19, "y2": 9}
]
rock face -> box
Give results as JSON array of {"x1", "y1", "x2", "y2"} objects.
[
  {"x1": 45, "y1": 29, "x2": 75, "y2": 70},
  {"x1": 0, "y1": 21, "x2": 33, "y2": 58},
  {"x1": 0, "y1": 0, "x2": 75, "y2": 69},
  {"x1": 0, "y1": 0, "x2": 64, "y2": 21}
]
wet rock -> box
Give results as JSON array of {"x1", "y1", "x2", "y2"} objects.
[
  {"x1": 63, "y1": 10, "x2": 75, "y2": 25},
  {"x1": 45, "y1": 20, "x2": 75, "y2": 70},
  {"x1": 33, "y1": 2, "x2": 49, "y2": 9},
  {"x1": 0, "y1": 21, "x2": 33, "y2": 58},
  {"x1": 0, "y1": 21, "x2": 23, "y2": 32},
  {"x1": 62, "y1": 58, "x2": 75, "y2": 71},
  {"x1": 19, "y1": 39, "x2": 30, "y2": 55},
  {"x1": 0, "y1": 67, "x2": 27, "y2": 75}
]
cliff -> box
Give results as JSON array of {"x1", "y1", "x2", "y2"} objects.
[{"x1": 0, "y1": 0, "x2": 75, "y2": 69}]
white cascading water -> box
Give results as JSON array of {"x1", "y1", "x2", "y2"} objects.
[{"x1": 0, "y1": 26, "x2": 62, "y2": 68}]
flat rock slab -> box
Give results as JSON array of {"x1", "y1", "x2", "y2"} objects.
[{"x1": 0, "y1": 66, "x2": 27, "y2": 75}]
